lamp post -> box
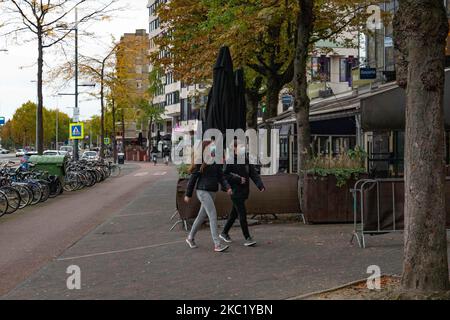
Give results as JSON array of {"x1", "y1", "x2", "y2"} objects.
[
  {"x1": 30, "y1": 80, "x2": 38, "y2": 150},
  {"x1": 56, "y1": 9, "x2": 82, "y2": 160}
]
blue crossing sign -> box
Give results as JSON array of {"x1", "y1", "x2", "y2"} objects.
[
  {"x1": 0, "y1": 117, "x2": 5, "y2": 125},
  {"x1": 70, "y1": 123, "x2": 84, "y2": 140}
]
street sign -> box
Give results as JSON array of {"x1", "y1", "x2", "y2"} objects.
[
  {"x1": 360, "y1": 68, "x2": 377, "y2": 80},
  {"x1": 0, "y1": 117, "x2": 5, "y2": 125},
  {"x1": 104, "y1": 137, "x2": 111, "y2": 145},
  {"x1": 70, "y1": 123, "x2": 84, "y2": 140}
]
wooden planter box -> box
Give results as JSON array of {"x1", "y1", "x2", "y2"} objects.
[
  {"x1": 303, "y1": 174, "x2": 364, "y2": 224},
  {"x1": 176, "y1": 174, "x2": 302, "y2": 221}
]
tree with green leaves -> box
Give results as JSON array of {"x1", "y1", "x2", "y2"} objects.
[
  {"x1": 0, "y1": 0, "x2": 120, "y2": 154},
  {"x1": 0, "y1": 101, "x2": 70, "y2": 149},
  {"x1": 152, "y1": 0, "x2": 373, "y2": 126}
]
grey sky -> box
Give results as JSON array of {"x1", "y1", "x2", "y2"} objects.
[{"x1": 0, "y1": 0, "x2": 149, "y2": 121}]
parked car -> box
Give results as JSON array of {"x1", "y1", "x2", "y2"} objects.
[
  {"x1": 81, "y1": 151, "x2": 99, "y2": 161},
  {"x1": 15, "y1": 149, "x2": 25, "y2": 157},
  {"x1": 0, "y1": 148, "x2": 9, "y2": 154},
  {"x1": 25, "y1": 151, "x2": 38, "y2": 156},
  {"x1": 43, "y1": 150, "x2": 65, "y2": 156},
  {"x1": 60, "y1": 146, "x2": 74, "y2": 156}
]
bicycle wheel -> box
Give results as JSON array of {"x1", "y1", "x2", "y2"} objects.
[
  {"x1": 1, "y1": 186, "x2": 21, "y2": 214},
  {"x1": 38, "y1": 181, "x2": 50, "y2": 202},
  {"x1": 0, "y1": 191, "x2": 8, "y2": 218},
  {"x1": 28, "y1": 182, "x2": 43, "y2": 205},
  {"x1": 13, "y1": 183, "x2": 32, "y2": 209},
  {"x1": 48, "y1": 178, "x2": 62, "y2": 198},
  {"x1": 64, "y1": 172, "x2": 79, "y2": 192}
]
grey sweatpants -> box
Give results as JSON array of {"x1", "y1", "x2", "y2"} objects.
[{"x1": 188, "y1": 190, "x2": 220, "y2": 246}]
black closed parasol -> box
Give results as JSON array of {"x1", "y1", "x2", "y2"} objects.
[{"x1": 205, "y1": 46, "x2": 235, "y2": 134}]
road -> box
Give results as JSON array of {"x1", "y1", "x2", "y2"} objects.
[
  {"x1": 0, "y1": 153, "x2": 19, "y2": 162},
  {"x1": 0, "y1": 161, "x2": 170, "y2": 296}
]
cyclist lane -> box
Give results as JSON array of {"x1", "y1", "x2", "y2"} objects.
[{"x1": 0, "y1": 162, "x2": 171, "y2": 297}]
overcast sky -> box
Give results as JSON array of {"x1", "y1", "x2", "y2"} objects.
[{"x1": 0, "y1": 0, "x2": 149, "y2": 121}]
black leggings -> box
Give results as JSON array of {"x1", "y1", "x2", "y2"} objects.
[{"x1": 222, "y1": 198, "x2": 250, "y2": 239}]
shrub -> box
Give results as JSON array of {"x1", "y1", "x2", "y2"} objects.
[{"x1": 306, "y1": 148, "x2": 366, "y2": 187}]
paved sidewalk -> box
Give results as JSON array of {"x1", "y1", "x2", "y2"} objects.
[{"x1": 2, "y1": 166, "x2": 447, "y2": 300}]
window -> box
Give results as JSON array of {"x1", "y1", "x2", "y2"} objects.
[
  {"x1": 165, "y1": 72, "x2": 174, "y2": 85},
  {"x1": 165, "y1": 91, "x2": 180, "y2": 106},
  {"x1": 149, "y1": 18, "x2": 160, "y2": 32},
  {"x1": 311, "y1": 56, "x2": 330, "y2": 81}
]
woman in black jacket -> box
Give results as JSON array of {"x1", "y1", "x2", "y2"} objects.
[
  {"x1": 220, "y1": 141, "x2": 265, "y2": 247},
  {"x1": 185, "y1": 141, "x2": 232, "y2": 252}
]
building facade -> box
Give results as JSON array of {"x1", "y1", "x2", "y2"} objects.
[
  {"x1": 365, "y1": 1, "x2": 450, "y2": 83},
  {"x1": 116, "y1": 29, "x2": 151, "y2": 145},
  {"x1": 147, "y1": 0, "x2": 208, "y2": 143}
]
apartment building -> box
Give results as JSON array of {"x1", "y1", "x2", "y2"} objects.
[
  {"x1": 116, "y1": 29, "x2": 151, "y2": 144},
  {"x1": 147, "y1": 0, "x2": 208, "y2": 143}
]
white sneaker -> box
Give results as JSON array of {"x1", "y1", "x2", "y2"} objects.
[
  {"x1": 186, "y1": 238, "x2": 198, "y2": 249},
  {"x1": 244, "y1": 237, "x2": 256, "y2": 247},
  {"x1": 214, "y1": 244, "x2": 229, "y2": 253}
]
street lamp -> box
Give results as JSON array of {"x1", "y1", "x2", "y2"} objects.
[
  {"x1": 30, "y1": 80, "x2": 38, "y2": 150},
  {"x1": 55, "y1": 9, "x2": 82, "y2": 160}
]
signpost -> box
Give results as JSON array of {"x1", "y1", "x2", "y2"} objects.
[{"x1": 70, "y1": 123, "x2": 84, "y2": 140}]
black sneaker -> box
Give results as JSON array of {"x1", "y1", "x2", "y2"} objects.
[
  {"x1": 244, "y1": 237, "x2": 256, "y2": 247},
  {"x1": 219, "y1": 233, "x2": 232, "y2": 243}
]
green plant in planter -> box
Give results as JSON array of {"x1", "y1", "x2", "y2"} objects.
[
  {"x1": 306, "y1": 149, "x2": 367, "y2": 187},
  {"x1": 177, "y1": 163, "x2": 190, "y2": 179}
]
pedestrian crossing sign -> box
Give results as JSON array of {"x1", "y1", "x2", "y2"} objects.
[{"x1": 70, "y1": 123, "x2": 84, "y2": 140}]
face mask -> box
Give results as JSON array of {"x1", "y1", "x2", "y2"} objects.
[{"x1": 210, "y1": 145, "x2": 216, "y2": 157}]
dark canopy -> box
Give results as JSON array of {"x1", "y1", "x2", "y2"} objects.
[{"x1": 205, "y1": 46, "x2": 235, "y2": 134}]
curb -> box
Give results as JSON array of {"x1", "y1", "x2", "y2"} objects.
[{"x1": 286, "y1": 274, "x2": 401, "y2": 300}]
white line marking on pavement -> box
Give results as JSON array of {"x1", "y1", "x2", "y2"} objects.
[
  {"x1": 153, "y1": 172, "x2": 167, "y2": 176},
  {"x1": 57, "y1": 240, "x2": 184, "y2": 261},
  {"x1": 134, "y1": 172, "x2": 149, "y2": 177}
]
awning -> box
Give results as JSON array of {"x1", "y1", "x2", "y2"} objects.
[{"x1": 361, "y1": 69, "x2": 450, "y2": 130}]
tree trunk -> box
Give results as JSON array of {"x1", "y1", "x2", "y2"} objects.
[
  {"x1": 100, "y1": 65, "x2": 105, "y2": 160},
  {"x1": 112, "y1": 98, "x2": 117, "y2": 164},
  {"x1": 246, "y1": 92, "x2": 260, "y2": 129},
  {"x1": 37, "y1": 30, "x2": 44, "y2": 155},
  {"x1": 293, "y1": 0, "x2": 314, "y2": 208},
  {"x1": 264, "y1": 77, "x2": 282, "y2": 121},
  {"x1": 394, "y1": 0, "x2": 449, "y2": 293},
  {"x1": 246, "y1": 76, "x2": 264, "y2": 129}
]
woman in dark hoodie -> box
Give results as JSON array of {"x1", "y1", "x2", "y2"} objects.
[
  {"x1": 220, "y1": 141, "x2": 265, "y2": 247},
  {"x1": 184, "y1": 141, "x2": 232, "y2": 253}
]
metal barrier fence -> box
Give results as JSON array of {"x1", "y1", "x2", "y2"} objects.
[
  {"x1": 350, "y1": 178, "x2": 404, "y2": 248},
  {"x1": 351, "y1": 178, "x2": 450, "y2": 248}
]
